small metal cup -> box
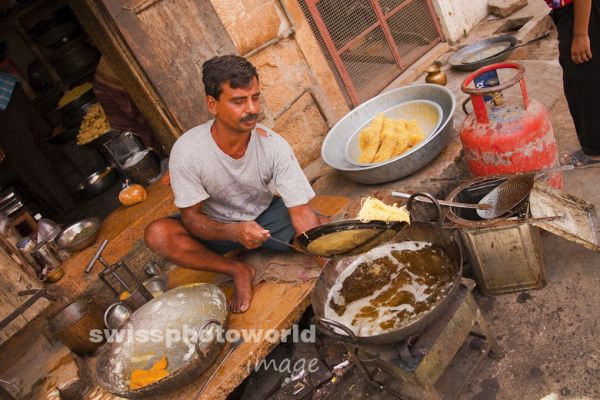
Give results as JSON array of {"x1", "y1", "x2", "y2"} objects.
[
  {"x1": 143, "y1": 276, "x2": 168, "y2": 297},
  {"x1": 143, "y1": 261, "x2": 163, "y2": 277},
  {"x1": 104, "y1": 303, "x2": 131, "y2": 329}
]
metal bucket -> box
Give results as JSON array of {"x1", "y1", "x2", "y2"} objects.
[
  {"x1": 446, "y1": 176, "x2": 546, "y2": 294},
  {"x1": 47, "y1": 296, "x2": 105, "y2": 354}
]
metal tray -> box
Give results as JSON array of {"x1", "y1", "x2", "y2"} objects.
[{"x1": 449, "y1": 35, "x2": 517, "y2": 71}]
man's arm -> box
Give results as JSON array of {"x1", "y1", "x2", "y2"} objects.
[
  {"x1": 180, "y1": 202, "x2": 269, "y2": 249},
  {"x1": 287, "y1": 203, "x2": 322, "y2": 238},
  {"x1": 572, "y1": 0, "x2": 593, "y2": 64}
]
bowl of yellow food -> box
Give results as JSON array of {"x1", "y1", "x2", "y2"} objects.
[
  {"x1": 344, "y1": 100, "x2": 442, "y2": 167},
  {"x1": 321, "y1": 84, "x2": 456, "y2": 184}
]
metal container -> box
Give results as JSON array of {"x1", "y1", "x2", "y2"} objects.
[
  {"x1": 46, "y1": 266, "x2": 65, "y2": 283},
  {"x1": 104, "y1": 303, "x2": 131, "y2": 329},
  {"x1": 446, "y1": 176, "x2": 546, "y2": 295},
  {"x1": 321, "y1": 84, "x2": 455, "y2": 184},
  {"x1": 47, "y1": 296, "x2": 105, "y2": 354},
  {"x1": 121, "y1": 286, "x2": 151, "y2": 311},
  {"x1": 448, "y1": 35, "x2": 518, "y2": 71},
  {"x1": 56, "y1": 218, "x2": 101, "y2": 252},
  {"x1": 142, "y1": 276, "x2": 167, "y2": 297},
  {"x1": 31, "y1": 241, "x2": 62, "y2": 270},
  {"x1": 16, "y1": 236, "x2": 41, "y2": 273},
  {"x1": 458, "y1": 223, "x2": 545, "y2": 295},
  {"x1": 76, "y1": 166, "x2": 118, "y2": 199},
  {"x1": 122, "y1": 149, "x2": 161, "y2": 186}
]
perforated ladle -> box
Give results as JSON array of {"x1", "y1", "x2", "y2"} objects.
[
  {"x1": 393, "y1": 174, "x2": 534, "y2": 220},
  {"x1": 475, "y1": 175, "x2": 534, "y2": 219}
]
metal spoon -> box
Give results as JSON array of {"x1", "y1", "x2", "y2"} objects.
[
  {"x1": 391, "y1": 191, "x2": 491, "y2": 210},
  {"x1": 267, "y1": 236, "x2": 312, "y2": 254}
]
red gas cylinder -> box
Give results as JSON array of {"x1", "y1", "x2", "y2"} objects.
[{"x1": 459, "y1": 63, "x2": 562, "y2": 188}]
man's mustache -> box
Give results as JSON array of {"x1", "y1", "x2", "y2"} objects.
[{"x1": 240, "y1": 114, "x2": 259, "y2": 123}]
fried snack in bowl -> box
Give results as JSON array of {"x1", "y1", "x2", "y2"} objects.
[{"x1": 344, "y1": 100, "x2": 442, "y2": 166}]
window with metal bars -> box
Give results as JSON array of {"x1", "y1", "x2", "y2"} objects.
[{"x1": 299, "y1": 0, "x2": 445, "y2": 107}]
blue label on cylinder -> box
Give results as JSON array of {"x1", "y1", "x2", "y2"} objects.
[{"x1": 474, "y1": 70, "x2": 500, "y2": 102}]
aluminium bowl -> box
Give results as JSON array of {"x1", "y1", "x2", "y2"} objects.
[
  {"x1": 56, "y1": 217, "x2": 101, "y2": 251},
  {"x1": 321, "y1": 83, "x2": 456, "y2": 184},
  {"x1": 76, "y1": 166, "x2": 117, "y2": 199}
]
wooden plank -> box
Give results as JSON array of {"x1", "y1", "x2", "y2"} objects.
[
  {"x1": 160, "y1": 280, "x2": 314, "y2": 400},
  {"x1": 0, "y1": 289, "x2": 27, "y2": 345},
  {"x1": 0, "y1": 245, "x2": 49, "y2": 322},
  {"x1": 99, "y1": 0, "x2": 237, "y2": 132}
]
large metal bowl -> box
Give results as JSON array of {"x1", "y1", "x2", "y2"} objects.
[
  {"x1": 96, "y1": 283, "x2": 228, "y2": 399},
  {"x1": 344, "y1": 99, "x2": 443, "y2": 166},
  {"x1": 56, "y1": 217, "x2": 101, "y2": 251},
  {"x1": 76, "y1": 166, "x2": 117, "y2": 199},
  {"x1": 321, "y1": 84, "x2": 456, "y2": 184}
]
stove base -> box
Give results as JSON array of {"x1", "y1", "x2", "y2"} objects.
[{"x1": 349, "y1": 278, "x2": 502, "y2": 400}]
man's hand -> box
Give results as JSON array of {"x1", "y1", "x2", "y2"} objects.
[
  {"x1": 236, "y1": 221, "x2": 270, "y2": 249},
  {"x1": 572, "y1": 34, "x2": 593, "y2": 64}
]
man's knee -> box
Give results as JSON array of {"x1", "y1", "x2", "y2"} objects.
[{"x1": 144, "y1": 219, "x2": 173, "y2": 251}]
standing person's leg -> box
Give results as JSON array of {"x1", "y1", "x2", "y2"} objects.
[
  {"x1": 0, "y1": 85, "x2": 76, "y2": 213},
  {"x1": 555, "y1": 3, "x2": 600, "y2": 163}
]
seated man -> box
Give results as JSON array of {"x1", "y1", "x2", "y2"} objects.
[{"x1": 145, "y1": 55, "x2": 321, "y2": 313}]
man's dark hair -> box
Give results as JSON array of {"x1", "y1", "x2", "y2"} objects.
[{"x1": 202, "y1": 55, "x2": 258, "y2": 100}]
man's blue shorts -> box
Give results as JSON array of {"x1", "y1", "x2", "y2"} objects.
[{"x1": 170, "y1": 197, "x2": 295, "y2": 255}]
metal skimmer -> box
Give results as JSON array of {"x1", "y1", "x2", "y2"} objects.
[{"x1": 476, "y1": 175, "x2": 534, "y2": 219}]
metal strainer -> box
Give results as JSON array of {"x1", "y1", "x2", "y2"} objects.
[{"x1": 476, "y1": 175, "x2": 534, "y2": 219}]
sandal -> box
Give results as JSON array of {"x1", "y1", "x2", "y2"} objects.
[{"x1": 560, "y1": 150, "x2": 600, "y2": 167}]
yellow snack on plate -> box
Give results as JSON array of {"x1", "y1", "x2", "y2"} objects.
[
  {"x1": 404, "y1": 119, "x2": 426, "y2": 146},
  {"x1": 391, "y1": 120, "x2": 410, "y2": 157},
  {"x1": 372, "y1": 118, "x2": 398, "y2": 163},
  {"x1": 358, "y1": 116, "x2": 425, "y2": 163},
  {"x1": 357, "y1": 197, "x2": 410, "y2": 224},
  {"x1": 358, "y1": 113, "x2": 385, "y2": 163}
]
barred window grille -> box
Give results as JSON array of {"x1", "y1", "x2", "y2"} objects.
[{"x1": 299, "y1": 0, "x2": 444, "y2": 106}]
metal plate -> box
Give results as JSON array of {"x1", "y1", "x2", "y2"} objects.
[
  {"x1": 293, "y1": 219, "x2": 407, "y2": 257},
  {"x1": 449, "y1": 35, "x2": 517, "y2": 72}
]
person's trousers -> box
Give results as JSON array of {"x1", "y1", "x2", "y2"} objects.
[
  {"x1": 170, "y1": 196, "x2": 296, "y2": 255},
  {"x1": 551, "y1": 1, "x2": 600, "y2": 155}
]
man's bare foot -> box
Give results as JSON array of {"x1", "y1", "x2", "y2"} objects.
[{"x1": 230, "y1": 263, "x2": 256, "y2": 313}]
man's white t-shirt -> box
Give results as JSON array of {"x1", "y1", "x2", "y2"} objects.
[{"x1": 169, "y1": 120, "x2": 315, "y2": 222}]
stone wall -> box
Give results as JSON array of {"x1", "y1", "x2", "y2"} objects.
[
  {"x1": 431, "y1": 0, "x2": 489, "y2": 43},
  {"x1": 209, "y1": 0, "x2": 350, "y2": 167}
]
